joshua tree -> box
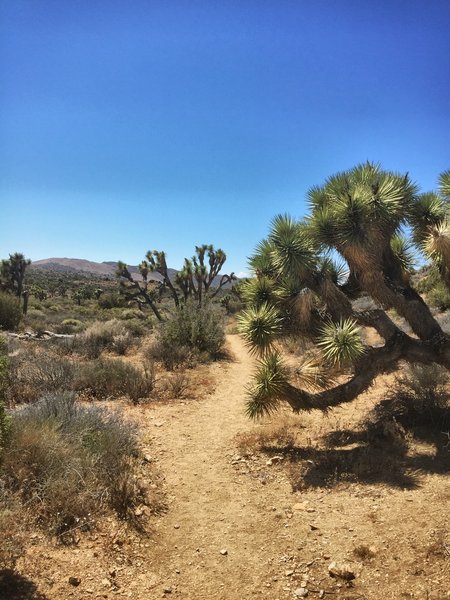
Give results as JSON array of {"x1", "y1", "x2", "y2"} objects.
[
  {"x1": 117, "y1": 244, "x2": 236, "y2": 316},
  {"x1": 116, "y1": 261, "x2": 163, "y2": 321},
  {"x1": 176, "y1": 245, "x2": 236, "y2": 306},
  {"x1": 0, "y1": 253, "x2": 31, "y2": 298},
  {"x1": 238, "y1": 163, "x2": 450, "y2": 418}
]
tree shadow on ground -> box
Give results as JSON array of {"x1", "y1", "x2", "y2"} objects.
[
  {"x1": 0, "y1": 570, "x2": 48, "y2": 600},
  {"x1": 262, "y1": 402, "x2": 450, "y2": 490}
]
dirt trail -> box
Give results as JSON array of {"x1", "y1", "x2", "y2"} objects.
[
  {"x1": 146, "y1": 334, "x2": 296, "y2": 599},
  {"x1": 13, "y1": 334, "x2": 449, "y2": 599}
]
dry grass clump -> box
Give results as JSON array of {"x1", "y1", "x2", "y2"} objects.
[
  {"x1": 1, "y1": 393, "x2": 145, "y2": 540},
  {"x1": 7, "y1": 350, "x2": 74, "y2": 405},
  {"x1": 73, "y1": 358, "x2": 156, "y2": 403},
  {"x1": 74, "y1": 319, "x2": 134, "y2": 358},
  {"x1": 162, "y1": 371, "x2": 191, "y2": 399},
  {"x1": 369, "y1": 363, "x2": 450, "y2": 431}
]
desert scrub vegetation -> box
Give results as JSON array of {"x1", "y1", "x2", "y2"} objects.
[
  {"x1": 149, "y1": 301, "x2": 225, "y2": 369},
  {"x1": 370, "y1": 363, "x2": 450, "y2": 431},
  {"x1": 73, "y1": 357, "x2": 156, "y2": 403},
  {"x1": 74, "y1": 318, "x2": 134, "y2": 358},
  {"x1": 0, "y1": 291, "x2": 22, "y2": 331},
  {"x1": 7, "y1": 349, "x2": 74, "y2": 405},
  {"x1": 0, "y1": 393, "x2": 144, "y2": 540}
]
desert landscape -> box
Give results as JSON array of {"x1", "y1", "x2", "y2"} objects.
[{"x1": 2, "y1": 3, "x2": 450, "y2": 599}]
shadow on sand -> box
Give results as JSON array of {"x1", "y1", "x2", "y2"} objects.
[{"x1": 0, "y1": 570, "x2": 48, "y2": 600}]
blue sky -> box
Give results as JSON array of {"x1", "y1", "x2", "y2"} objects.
[{"x1": 1, "y1": 0, "x2": 449, "y2": 275}]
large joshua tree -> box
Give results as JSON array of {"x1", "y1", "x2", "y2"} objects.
[{"x1": 238, "y1": 163, "x2": 450, "y2": 418}]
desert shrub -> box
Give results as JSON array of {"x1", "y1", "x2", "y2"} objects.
[
  {"x1": 74, "y1": 319, "x2": 133, "y2": 358},
  {"x1": 73, "y1": 358, "x2": 155, "y2": 403},
  {"x1": 150, "y1": 301, "x2": 225, "y2": 369},
  {"x1": 7, "y1": 351, "x2": 74, "y2": 405},
  {"x1": 427, "y1": 282, "x2": 450, "y2": 311},
  {"x1": 370, "y1": 363, "x2": 450, "y2": 430},
  {"x1": 163, "y1": 372, "x2": 190, "y2": 399},
  {"x1": 56, "y1": 318, "x2": 85, "y2": 334},
  {"x1": 122, "y1": 317, "x2": 152, "y2": 338},
  {"x1": 0, "y1": 292, "x2": 22, "y2": 331},
  {"x1": 1, "y1": 393, "x2": 142, "y2": 536},
  {"x1": 98, "y1": 292, "x2": 126, "y2": 309}
]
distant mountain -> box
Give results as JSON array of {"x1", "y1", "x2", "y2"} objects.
[
  {"x1": 30, "y1": 258, "x2": 229, "y2": 286},
  {"x1": 30, "y1": 257, "x2": 169, "y2": 281}
]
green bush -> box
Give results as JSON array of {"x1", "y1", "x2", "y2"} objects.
[
  {"x1": 150, "y1": 301, "x2": 225, "y2": 369},
  {"x1": 0, "y1": 292, "x2": 21, "y2": 331},
  {"x1": 57, "y1": 318, "x2": 85, "y2": 334},
  {"x1": 427, "y1": 282, "x2": 450, "y2": 311},
  {"x1": 1, "y1": 393, "x2": 143, "y2": 536},
  {"x1": 73, "y1": 358, "x2": 155, "y2": 403}
]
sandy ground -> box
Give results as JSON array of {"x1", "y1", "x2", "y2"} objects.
[{"x1": 6, "y1": 334, "x2": 450, "y2": 599}]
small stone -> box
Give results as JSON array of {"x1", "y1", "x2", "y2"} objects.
[
  {"x1": 163, "y1": 586, "x2": 172, "y2": 594},
  {"x1": 292, "y1": 502, "x2": 308, "y2": 511},
  {"x1": 285, "y1": 569, "x2": 294, "y2": 576},
  {"x1": 174, "y1": 524, "x2": 180, "y2": 529},
  {"x1": 328, "y1": 562, "x2": 356, "y2": 581},
  {"x1": 309, "y1": 524, "x2": 319, "y2": 530},
  {"x1": 101, "y1": 578, "x2": 110, "y2": 587},
  {"x1": 294, "y1": 587, "x2": 309, "y2": 598},
  {"x1": 220, "y1": 549, "x2": 228, "y2": 555},
  {"x1": 68, "y1": 577, "x2": 81, "y2": 587}
]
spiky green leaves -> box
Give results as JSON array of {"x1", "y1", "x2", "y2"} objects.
[
  {"x1": 390, "y1": 234, "x2": 416, "y2": 273},
  {"x1": 408, "y1": 190, "x2": 450, "y2": 272},
  {"x1": 439, "y1": 170, "x2": 450, "y2": 200},
  {"x1": 308, "y1": 162, "x2": 417, "y2": 252},
  {"x1": 317, "y1": 319, "x2": 365, "y2": 366},
  {"x1": 240, "y1": 276, "x2": 282, "y2": 308},
  {"x1": 268, "y1": 214, "x2": 317, "y2": 280},
  {"x1": 423, "y1": 220, "x2": 450, "y2": 266},
  {"x1": 246, "y1": 353, "x2": 288, "y2": 418},
  {"x1": 237, "y1": 304, "x2": 283, "y2": 355}
]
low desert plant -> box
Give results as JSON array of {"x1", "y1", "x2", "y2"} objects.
[
  {"x1": 1, "y1": 393, "x2": 143, "y2": 536},
  {"x1": 427, "y1": 282, "x2": 450, "y2": 311},
  {"x1": 7, "y1": 351, "x2": 74, "y2": 405},
  {"x1": 74, "y1": 319, "x2": 133, "y2": 358},
  {"x1": 163, "y1": 372, "x2": 190, "y2": 399},
  {"x1": 73, "y1": 358, "x2": 155, "y2": 402},
  {"x1": 0, "y1": 292, "x2": 22, "y2": 331},
  {"x1": 57, "y1": 318, "x2": 85, "y2": 334},
  {"x1": 371, "y1": 363, "x2": 450, "y2": 430},
  {"x1": 150, "y1": 301, "x2": 225, "y2": 369}
]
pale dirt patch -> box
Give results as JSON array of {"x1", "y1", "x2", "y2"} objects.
[{"x1": 9, "y1": 334, "x2": 450, "y2": 599}]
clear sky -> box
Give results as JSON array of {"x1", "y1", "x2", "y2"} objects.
[{"x1": 1, "y1": 0, "x2": 449, "y2": 275}]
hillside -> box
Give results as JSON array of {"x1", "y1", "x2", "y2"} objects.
[{"x1": 31, "y1": 258, "x2": 177, "y2": 282}]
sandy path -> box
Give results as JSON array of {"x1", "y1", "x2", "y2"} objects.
[{"x1": 144, "y1": 334, "x2": 302, "y2": 599}]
